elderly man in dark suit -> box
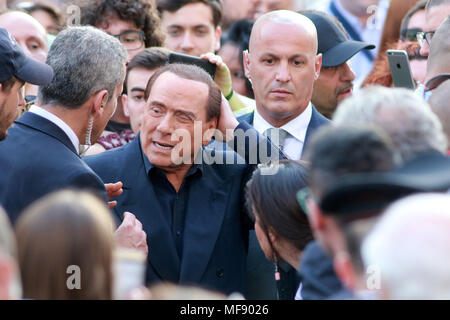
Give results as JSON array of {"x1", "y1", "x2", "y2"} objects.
[
  {"x1": 85, "y1": 60, "x2": 284, "y2": 295},
  {"x1": 0, "y1": 26, "x2": 147, "y2": 254}
]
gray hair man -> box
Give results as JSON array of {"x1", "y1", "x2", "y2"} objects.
[
  {"x1": 333, "y1": 86, "x2": 447, "y2": 162},
  {"x1": 0, "y1": 26, "x2": 147, "y2": 254}
]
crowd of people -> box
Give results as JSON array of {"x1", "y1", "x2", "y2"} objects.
[{"x1": 0, "y1": 0, "x2": 449, "y2": 301}]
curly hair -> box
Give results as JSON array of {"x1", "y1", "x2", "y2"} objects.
[{"x1": 79, "y1": 0, "x2": 164, "y2": 47}]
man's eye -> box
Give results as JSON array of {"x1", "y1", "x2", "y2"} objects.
[
  {"x1": 168, "y1": 29, "x2": 180, "y2": 36},
  {"x1": 263, "y1": 58, "x2": 274, "y2": 65},
  {"x1": 195, "y1": 29, "x2": 207, "y2": 36},
  {"x1": 293, "y1": 60, "x2": 304, "y2": 66},
  {"x1": 28, "y1": 42, "x2": 41, "y2": 50},
  {"x1": 132, "y1": 95, "x2": 144, "y2": 101}
]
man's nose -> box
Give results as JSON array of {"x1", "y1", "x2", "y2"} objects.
[
  {"x1": 340, "y1": 62, "x2": 356, "y2": 82},
  {"x1": 275, "y1": 61, "x2": 291, "y2": 83},
  {"x1": 180, "y1": 32, "x2": 195, "y2": 52}
]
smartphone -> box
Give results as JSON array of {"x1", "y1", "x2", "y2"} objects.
[
  {"x1": 167, "y1": 52, "x2": 216, "y2": 79},
  {"x1": 387, "y1": 50, "x2": 415, "y2": 90},
  {"x1": 113, "y1": 248, "x2": 146, "y2": 300}
]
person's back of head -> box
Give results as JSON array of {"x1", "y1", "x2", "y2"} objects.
[
  {"x1": 0, "y1": 207, "x2": 21, "y2": 299},
  {"x1": 333, "y1": 86, "x2": 448, "y2": 161},
  {"x1": 246, "y1": 160, "x2": 313, "y2": 256},
  {"x1": 38, "y1": 25, "x2": 127, "y2": 109},
  {"x1": 362, "y1": 193, "x2": 450, "y2": 299},
  {"x1": 305, "y1": 124, "x2": 399, "y2": 199},
  {"x1": 425, "y1": 16, "x2": 450, "y2": 82},
  {"x1": 15, "y1": 190, "x2": 115, "y2": 299}
]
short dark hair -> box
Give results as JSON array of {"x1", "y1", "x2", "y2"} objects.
[
  {"x1": 124, "y1": 47, "x2": 169, "y2": 92},
  {"x1": 400, "y1": 0, "x2": 427, "y2": 37},
  {"x1": 245, "y1": 160, "x2": 314, "y2": 252},
  {"x1": 157, "y1": 0, "x2": 223, "y2": 28},
  {"x1": 144, "y1": 63, "x2": 221, "y2": 121},
  {"x1": 79, "y1": 0, "x2": 165, "y2": 48},
  {"x1": 0, "y1": 76, "x2": 17, "y2": 92},
  {"x1": 305, "y1": 125, "x2": 397, "y2": 199},
  {"x1": 16, "y1": 1, "x2": 63, "y2": 33}
]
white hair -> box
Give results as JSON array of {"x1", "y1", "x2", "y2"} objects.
[
  {"x1": 362, "y1": 193, "x2": 450, "y2": 299},
  {"x1": 333, "y1": 86, "x2": 448, "y2": 161}
]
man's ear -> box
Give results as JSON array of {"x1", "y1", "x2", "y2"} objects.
[
  {"x1": 243, "y1": 50, "x2": 251, "y2": 79},
  {"x1": 314, "y1": 53, "x2": 323, "y2": 80},
  {"x1": 308, "y1": 199, "x2": 325, "y2": 232},
  {"x1": 214, "y1": 26, "x2": 222, "y2": 52},
  {"x1": 122, "y1": 94, "x2": 130, "y2": 117},
  {"x1": 202, "y1": 118, "x2": 218, "y2": 146},
  {"x1": 92, "y1": 90, "x2": 109, "y2": 116},
  {"x1": 334, "y1": 251, "x2": 356, "y2": 291}
]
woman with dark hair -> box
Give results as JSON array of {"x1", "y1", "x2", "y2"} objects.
[{"x1": 245, "y1": 160, "x2": 314, "y2": 299}]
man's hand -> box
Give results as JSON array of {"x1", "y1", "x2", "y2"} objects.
[
  {"x1": 115, "y1": 212, "x2": 148, "y2": 256},
  {"x1": 201, "y1": 52, "x2": 232, "y2": 97},
  {"x1": 217, "y1": 95, "x2": 240, "y2": 141},
  {"x1": 105, "y1": 181, "x2": 123, "y2": 208}
]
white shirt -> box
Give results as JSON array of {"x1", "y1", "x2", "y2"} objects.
[
  {"x1": 253, "y1": 103, "x2": 313, "y2": 160},
  {"x1": 29, "y1": 105, "x2": 80, "y2": 154},
  {"x1": 328, "y1": 0, "x2": 389, "y2": 89}
]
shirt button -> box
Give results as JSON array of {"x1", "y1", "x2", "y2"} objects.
[
  {"x1": 216, "y1": 268, "x2": 224, "y2": 278},
  {"x1": 176, "y1": 231, "x2": 181, "y2": 237}
]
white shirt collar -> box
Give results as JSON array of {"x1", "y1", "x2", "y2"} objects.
[
  {"x1": 29, "y1": 105, "x2": 80, "y2": 154},
  {"x1": 253, "y1": 102, "x2": 312, "y2": 143}
]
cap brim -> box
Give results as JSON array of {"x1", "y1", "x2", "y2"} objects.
[
  {"x1": 322, "y1": 40, "x2": 375, "y2": 67},
  {"x1": 319, "y1": 152, "x2": 450, "y2": 215},
  {"x1": 16, "y1": 56, "x2": 53, "y2": 86}
]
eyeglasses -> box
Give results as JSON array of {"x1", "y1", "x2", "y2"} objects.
[
  {"x1": 425, "y1": 74, "x2": 450, "y2": 92},
  {"x1": 111, "y1": 30, "x2": 145, "y2": 51},
  {"x1": 401, "y1": 28, "x2": 421, "y2": 42},
  {"x1": 416, "y1": 31, "x2": 435, "y2": 48}
]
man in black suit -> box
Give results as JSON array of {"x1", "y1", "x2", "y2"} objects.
[
  {"x1": 85, "y1": 62, "x2": 283, "y2": 295},
  {"x1": 0, "y1": 26, "x2": 148, "y2": 255},
  {"x1": 239, "y1": 10, "x2": 329, "y2": 299}
]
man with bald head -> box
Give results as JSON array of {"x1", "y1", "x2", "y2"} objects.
[
  {"x1": 0, "y1": 11, "x2": 48, "y2": 98},
  {"x1": 240, "y1": 10, "x2": 329, "y2": 300},
  {"x1": 240, "y1": 10, "x2": 329, "y2": 160}
]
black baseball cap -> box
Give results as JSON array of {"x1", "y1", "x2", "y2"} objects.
[
  {"x1": 319, "y1": 151, "x2": 450, "y2": 218},
  {"x1": 0, "y1": 28, "x2": 53, "y2": 85},
  {"x1": 303, "y1": 11, "x2": 375, "y2": 67}
]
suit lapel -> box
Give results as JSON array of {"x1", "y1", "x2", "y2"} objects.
[
  {"x1": 303, "y1": 105, "x2": 330, "y2": 157},
  {"x1": 15, "y1": 112, "x2": 78, "y2": 155},
  {"x1": 179, "y1": 150, "x2": 229, "y2": 284},
  {"x1": 115, "y1": 138, "x2": 181, "y2": 283}
]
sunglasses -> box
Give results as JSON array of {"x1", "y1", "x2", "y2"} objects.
[
  {"x1": 416, "y1": 31, "x2": 435, "y2": 48},
  {"x1": 425, "y1": 74, "x2": 450, "y2": 92}
]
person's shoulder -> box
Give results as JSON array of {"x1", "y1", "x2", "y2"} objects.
[{"x1": 201, "y1": 146, "x2": 249, "y2": 177}]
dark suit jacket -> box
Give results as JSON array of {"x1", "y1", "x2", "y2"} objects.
[
  {"x1": 237, "y1": 104, "x2": 330, "y2": 158},
  {"x1": 0, "y1": 112, "x2": 106, "y2": 224},
  {"x1": 85, "y1": 132, "x2": 261, "y2": 295},
  {"x1": 239, "y1": 105, "x2": 330, "y2": 299}
]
